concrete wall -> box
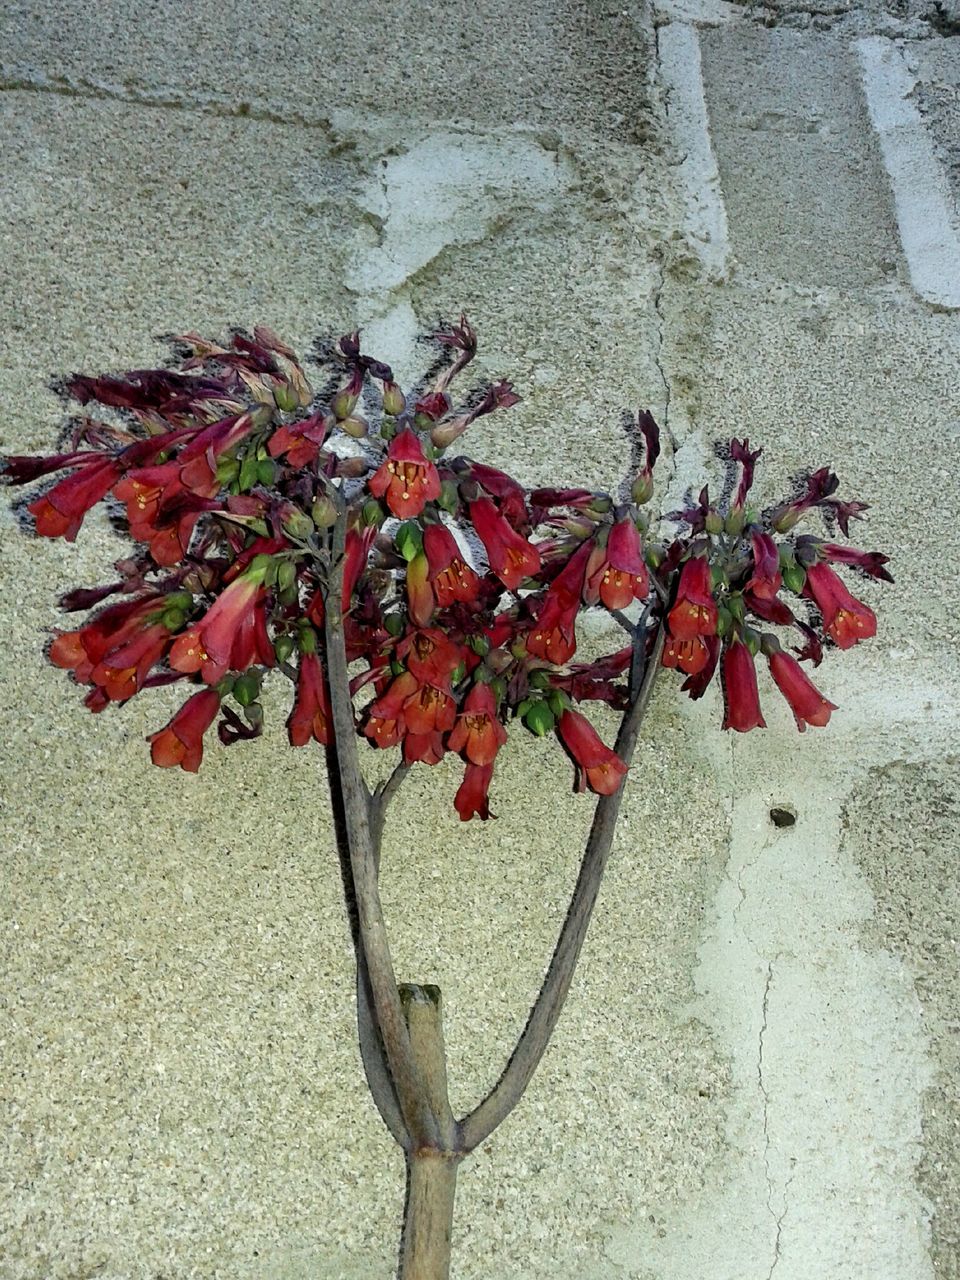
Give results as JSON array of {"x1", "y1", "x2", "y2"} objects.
[{"x1": 1, "y1": 1, "x2": 958, "y2": 1276}]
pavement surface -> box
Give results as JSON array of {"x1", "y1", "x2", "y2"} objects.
[{"x1": 0, "y1": 1, "x2": 958, "y2": 1278}]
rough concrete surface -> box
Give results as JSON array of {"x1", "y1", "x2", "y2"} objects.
[{"x1": 0, "y1": 1, "x2": 958, "y2": 1278}]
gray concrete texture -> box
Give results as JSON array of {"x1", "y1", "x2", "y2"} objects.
[{"x1": 0, "y1": 0, "x2": 957, "y2": 1276}]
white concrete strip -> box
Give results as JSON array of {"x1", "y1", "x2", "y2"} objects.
[
  {"x1": 657, "y1": 22, "x2": 732, "y2": 281},
  {"x1": 856, "y1": 36, "x2": 960, "y2": 311}
]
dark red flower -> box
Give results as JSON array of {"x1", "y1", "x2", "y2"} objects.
[
  {"x1": 148, "y1": 689, "x2": 221, "y2": 772},
  {"x1": 28, "y1": 456, "x2": 120, "y2": 541},
  {"x1": 803, "y1": 562, "x2": 877, "y2": 649},
  {"x1": 368, "y1": 428, "x2": 441, "y2": 518},
  {"x1": 557, "y1": 708, "x2": 628, "y2": 795},
  {"x1": 447, "y1": 682, "x2": 508, "y2": 766},
  {"x1": 287, "y1": 651, "x2": 331, "y2": 747},
  {"x1": 768, "y1": 650, "x2": 837, "y2": 731},
  {"x1": 454, "y1": 762, "x2": 495, "y2": 821},
  {"x1": 721, "y1": 641, "x2": 766, "y2": 732},
  {"x1": 423, "y1": 523, "x2": 480, "y2": 607},
  {"x1": 667, "y1": 557, "x2": 718, "y2": 640},
  {"x1": 169, "y1": 563, "x2": 272, "y2": 683},
  {"x1": 470, "y1": 497, "x2": 540, "y2": 591},
  {"x1": 526, "y1": 542, "x2": 590, "y2": 665},
  {"x1": 744, "y1": 532, "x2": 781, "y2": 600},
  {"x1": 662, "y1": 634, "x2": 710, "y2": 675}
]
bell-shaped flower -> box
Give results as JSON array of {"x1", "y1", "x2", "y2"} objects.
[
  {"x1": 368, "y1": 428, "x2": 441, "y2": 518},
  {"x1": 667, "y1": 557, "x2": 718, "y2": 640},
  {"x1": 423, "y1": 523, "x2": 480, "y2": 607},
  {"x1": 802, "y1": 562, "x2": 877, "y2": 649},
  {"x1": 147, "y1": 688, "x2": 221, "y2": 772},
  {"x1": 469, "y1": 497, "x2": 540, "y2": 590},
  {"x1": 721, "y1": 640, "x2": 766, "y2": 732},
  {"x1": 447, "y1": 682, "x2": 508, "y2": 766},
  {"x1": 744, "y1": 532, "x2": 782, "y2": 601},
  {"x1": 170, "y1": 563, "x2": 271, "y2": 683},
  {"x1": 768, "y1": 650, "x2": 837, "y2": 731},
  {"x1": 454, "y1": 762, "x2": 495, "y2": 821},
  {"x1": 583, "y1": 519, "x2": 649, "y2": 610},
  {"x1": 28, "y1": 456, "x2": 120, "y2": 541},
  {"x1": 287, "y1": 651, "x2": 331, "y2": 746},
  {"x1": 557, "y1": 708, "x2": 628, "y2": 795}
]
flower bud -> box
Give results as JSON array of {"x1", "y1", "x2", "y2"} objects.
[
  {"x1": 165, "y1": 590, "x2": 193, "y2": 611},
  {"x1": 727, "y1": 593, "x2": 744, "y2": 622},
  {"x1": 382, "y1": 381, "x2": 406, "y2": 416},
  {"x1": 725, "y1": 508, "x2": 745, "y2": 536},
  {"x1": 705, "y1": 508, "x2": 724, "y2": 536},
  {"x1": 273, "y1": 382, "x2": 299, "y2": 413},
  {"x1": 782, "y1": 562, "x2": 806, "y2": 594},
  {"x1": 278, "y1": 584, "x2": 298, "y2": 606},
  {"x1": 277, "y1": 560, "x2": 298, "y2": 593},
  {"x1": 233, "y1": 671, "x2": 262, "y2": 707},
  {"x1": 161, "y1": 606, "x2": 188, "y2": 631},
  {"x1": 362, "y1": 498, "x2": 385, "y2": 528},
  {"x1": 380, "y1": 419, "x2": 398, "y2": 442},
  {"x1": 384, "y1": 613, "x2": 403, "y2": 637},
  {"x1": 528, "y1": 669, "x2": 552, "y2": 690},
  {"x1": 340, "y1": 414, "x2": 368, "y2": 439},
  {"x1": 249, "y1": 403, "x2": 276, "y2": 431},
  {"x1": 716, "y1": 606, "x2": 732, "y2": 637},
  {"x1": 281, "y1": 508, "x2": 315, "y2": 540},
  {"x1": 524, "y1": 701, "x2": 555, "y2": 737},
  {"x1": 311, "y1": 495, "x2": 338, "y2": 528},
  {"x1": 437, "y1": 478, "x2": 460, "y2": 513},
  {"x1": 742, "y1": 627, "x2": 761, "y2": 657},
  {"x1": 216, "y1": 456, "x2": 240, "y2": 486},
  {"x1": 333, "y1": 386, "x2": 360, "y2": 420},
  {"x1": 239, "y1": 453, "x2": 260, "y2": 491},
  {"x1": 631, "y1": 473, "x2": 654, "y2": 505},
  {"x1": 468, "y1": 633, "x2": 490, "y2": 657},
  {"x1": 298, "y1": 623, "x2": 317, "y2": 654},
  {"x1": 547, "y1": 689, "x2": 569, "y2": 718},
  {"x1": 395, "y1": 522, "x2": 423, "y2": 561},
  {"x1": 274, "y1": 634, "x2": 296, "y2": 664}
]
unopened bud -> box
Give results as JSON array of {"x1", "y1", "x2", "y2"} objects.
[
  {"x1": 704, "y1": 509, "x2": 724, "y2": 536},
  {"x1": 524, "y1": 701, "x2": 555, "y2": 737},
  {"x1": 216, "y1": 456, "x2": 240, "y2": 486},
  {"x1": 282, "y1": 509, "x2": 315, "y2": 540},
  {"x1": 273, "y1": 382, "x2": 299, "y2": 413},
  {"x1": 382, "y1": 381, "x2": 405, "y2": 416},
  {"x1": 727, "y1": 593, "x2": 744, "y2": 622},
  {"x1": 468, "y1": 633, "x2": 490, "y2": 657},
  {"x1": 311, "y1": 495, "x2": 338, "y2": 528},
  {"x1": 742, "y1": 627, "x2": 761, "y2": 657},
  {"x1": 725, "y1": 508, "x2": 745, "y2": 536},
  {"x1": 760, "y1": 633, "x2": 781, "y2": 657},
  {"x1": 380, "y1": 419, "x2": 398, "y2": 442},
  {"x1": 437, "y1": 479, "x2": 459, "y2": 513},
  {"x1": 362, "y1": 499, "x2": 386, "y2": 528},
  {"x1": 547, "y1": 689, "x2": 569, "y2": 718},
  {"x1": 710, "y1": 564, "x2": 728, "y2": 591},
  {"x1": 233, "y1": 671, "x2": 262, "y2": 707},
  {"x1": 161, "y1": 606, "x2": 187, "y2": 631},
  {"x1": 395, "y1": 522, "x2": 423, "y2": 561},
  {"x1": 340, "y1": 414, "x2": 368, "y2": 439},
  {"x1": 716, "y1": 606, "x2": 732, "y2": 637},
  {"x1": 298, "y1": 623, "x2": 317, "y2": 654},
  {"x1": 451, "y1": 661, "x2": 467, "y2": 686},
  {"x1": 384, "y1": 613, "x2": 403, "y2": 637},
  {"x1": 277, "y1": 560, "x2": 297, "y2": 593},
  {"x1": 249, "y1": 403, "x2": 276, "y2": 431},
  {"x1": 631, "y1": 473, "x2": 654, "y2": 505},
  {"x1": 782, "y1": 563, "x2": 806, "y2": 594},
  {"x1": 239, "y1": 453, "x2": 260, "y2": 491},
  {"x1": 274, "y1": 634, "x2": 296, "y2": 664},
  {"x1": 586, "y1": 494, "x2": 613, "y2": 516},
  {"x1": 528, "y1": 669, "x2": 551, "y2": 690},
  {"x1": 332, "y1": 386, "x2": 360, "y2": 420},
  {"x1": 772, "y1": 506, "x2": 802, "y2": 533}
]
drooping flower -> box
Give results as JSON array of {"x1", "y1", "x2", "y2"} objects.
[
  {"x1": 768, "y1": 650, "x2": 837, "y2": 731},
  {"x1": 470, "y1": 497, "x2": 541, "y2": 591},
  {"x1": 169, "y1": 563, "x2": 271, "y2": 683},
  {"x1": 744, "y1": 532, "x2": 782, "y2": 601},
  {"x1": 802, "y1": 562, "x2": 877, "y2": 649},
  {"x1": 363, "y1": 671, "x2": 419, "y2": 748},
  {"x1": 147, "y1": 689, "x2": 221, "y2": 772},
  {"x1": 662, "y1": 634, "x2": 710, "y2": 675},
  {"x1": 423, "y1": 523, "x2": 480, "y2": 607},
  {"x1": 398, "y1": 628, "x2": 465, "y2": 687},
  {"x1": 402, "y1": 682, "x2": 457, "y2": 736},
  {"x1": 721, "y1": 640, "x2": 766, "y2": 732},
  {"x1": 287, "y1": 651, "x2": 331, "y2": 746},
  {"x1": 526, "y1": 541, "x2": 591, "y2": 665},
  {"x1": 583, "y1": 519, "x2": 649, "y2": 610},
  {"x1": 406, "y1": 550, "x2": 435, "y2": 627},
  {"x1": 49, "y1": 593, "x2": 177, "y2": 702},
  {"x1": 556, "y1": 708, "x2": 628, "y2": 795},
  {"x1": 454, "y1": 762, "x2": 495, "y2": 821},
  {"x1": 667, "y1": 557, "x2": 718, "y2": 640},
  {"x1": 447, "y1": 682, "x2": 508, "y2": 766},
  {"x1": 367, "y1": 428, "x2": 441, "y2": 518},
  {"x1": 27, "y1": 456, "x2": 120, "y2": 541}
]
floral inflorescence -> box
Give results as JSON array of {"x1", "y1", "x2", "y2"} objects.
[{"x1": 3, "y1": 319, "x2": 890, "y2": 816}]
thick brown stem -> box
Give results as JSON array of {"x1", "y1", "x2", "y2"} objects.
[{"x1": 398, "y1": 985, "x2": 461, "y2": 1280}]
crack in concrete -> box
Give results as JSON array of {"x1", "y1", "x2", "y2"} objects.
[{"x1": 758, "y1": 958, "x2": 792, "y2": 1280}]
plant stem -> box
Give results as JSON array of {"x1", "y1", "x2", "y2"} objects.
[
  {"x1": 459, "y1": 623, "x2": 665, "y2": 1152},
  {"x1": 323, "y1": 515, "x2": 439, "y2": 1150}
]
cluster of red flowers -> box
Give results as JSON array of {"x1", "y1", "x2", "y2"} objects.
[{"x1": 3, "y1": 320, "x2": 889, "y2": 817}]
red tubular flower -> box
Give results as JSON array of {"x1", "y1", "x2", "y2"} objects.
[
  {"x1": 363, "y1": 671, "x2": 418, "y2": 747},
  {"x1": 147, "y1": 689, "x2": 221, "y2": 772},
  {"x1": 768, "y1": 650, "x2": 837, "y2": 731},
  {"x1": 402, "y1": 682, "x2": 457, "y2": 735},
  {"x1": 557, "y1": 708, "x2": 628, "y2": 795},
  {"x1": 527, "y1": 540, "x2": 592, "y2": 664},
  {"x1": 583, "y1": 519, "x2": 649, "y2": 610},
  {"x1": 423, "y1": 524, "x2": 480, "y2": 607},
  {"x1": 287, "y1": 651, "x2": 331, "y2": 746},
  {"x1": 667, "y1": 557, "x2": 718, "y2": 640},
  {"x1": 28, "y1": 456, "x2": 120, "y2": 541},
  {"x1": 169, "y1": 565, "x2": 269, "y2": 683},
  {"x1": 454, "y1": 762, "x2": 495, "y2": 821},
  {"x1": 803, "y1": 562, "x2": 878, "y2": 649},
  {"x1": 745, "y1": 532, "x2": 782, "y2": 601},
  {"x1": 662, "y1": 634, "x2": 710, "y2": 675},
  {"x1": 470, "y1": 497, "x2": 541, "y2": 591},
  {"x1": 50, "y1": 593, "x2": 174, "y2": 700},
  {"x1": 447, "y1": 682, "x2": 508, "y2": 766},
  {"x1": 721, "y1": 640, "x2": 766, "y2": 732},
  {"x1": 403, "y1": 731, "x2": 445, "y2": 765},
  {"x1": 368, "y1": 428, "x2": 441, "y2": 518}
]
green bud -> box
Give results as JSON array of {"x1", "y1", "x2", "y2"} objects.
[
  {"x1": 760, "y1": 633, "x2": 781, "y2": 657},
  {"x1": 782, "y1": 563, "x2": 806, "y2": 594},
  {"x1": 161, "y1": 606, "x2": 187, "y2": 632},
  {"x1": 273, "y1": 382, "x2": 298, "y2": 413},
  {"x1": 587, "y1": 494, "x2": 613, "y2": 515},
  {"x1": 524, "y1": 701, "x2": 556, "y2": 737},
  {"x1": 277, "y1": 560, "x2": 297, "y2": 593},
  {"x1": 382, "y1": 381, "x2": 406, "y2": 416},
  {"x1": 298, "y1": 624, "x2": 317, "y2": 654},
  {"x1": 248, "y1": 553, "x2": 274, "y2": 580},
  {"x1": 468, "y1": 633, "x2": 490, "y2": 656},
  {"x1": 413, "y1": 412, "x2": 433, "y2": 432},
  {"x1": 528, "y1": 669, "x2": 552, "y2": 690},
  {"x1": 710, "y1": 564, "x2": 728, "y2": 591},
  {"x1": 274, "y1": 634, "x2": 296, "y2": 664},
  {"x1": 380, "y1": 418, "x2": 398, "y2": 442},
  {"x1": 390, "y1": 657, "x2": 405, "y2": 677},
  {"x1": 743, "y1": 628, "x2": 761, "y2": 657},
  {"x1": 249, "y1": 403, "x2": 275, "y2": 431},
  {"x1": 725, "y1": 508, "x2": 745, "y2": 536},
  {"x1": 311, "y1": 495, "x2": 338, "y2": 528},
  {"x1": 437, "y1": 479, "x2": 460, "y2": 514},
  {"x1": 282, "y1": 509, "x2": 315, "y2": 540},
  {"x1": 215, "y1": 676, "x2": 235, "y2": 698},
  {"x1": 165, "y1": 590, "x2": 193, "y2": 611},
  {"x1": 243, "y1": 702, "x2": 264, "y2": 729},
  {"x1": 332, "y1": 387, "x2": 360, "y2": 420},
  {"x1": 238, "y1": 452, "x2": 260, "y2": 491},
  {"x1": 256, "y1": 459, "x2": 277, "y2": 486},
  {"x1": 233, "y1": 671, "x2": 262, "y2": 707},
  {"x1": 547, "y1": 689, "x2": 568, "y2": 718},
  {"x1": 216, "y1": 456, "x2": 240, "y2": 485},
  {"x1": 362, "y1": 498, "x2": 385, "y2": 528},
  {"x1": 489, "y1": 677, "x2": 506, "y2": 703},
  {"x1": 515, "y1": 698, "x2": 533, "y2": 718},
  {"x1": 716, "y1": 606, "x2": 733, "y2": 637},
  {"x1": 727, "y1": 593, "x2": 744, "y2": 622},
  {"x1": 278, "y1": 583, "x2": 299, "y2": 607},
  {"x1": 631, "y1": 473, "x2": 654, "y2": 505},
  {"x1": 450, "y1": 661, "x2": 466, "y2": 687},
  {"x1": 705, "y1": 509, "x2": 724, "y2": 536},
  {"x1": 340, "y1": 414, "x2": 368, "y2": 439},
  {"x1": 645, "y1": 544, "x2": 664, "y2": 569},
  {"x1": 743, "y1": 507, "x2": 759, "y2": 527},
  {"x1": 395, "y1": 521, "x2": 423, "y2": 561}
]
